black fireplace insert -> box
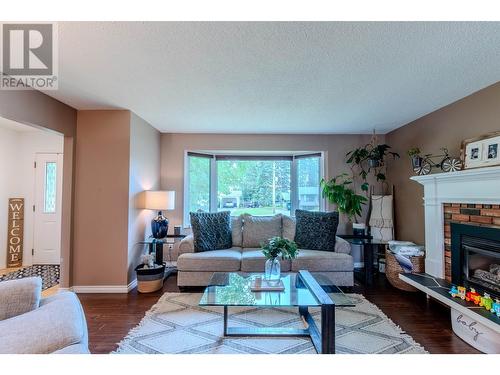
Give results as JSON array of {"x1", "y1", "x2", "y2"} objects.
[{"x1": 451, "y1": 223, "x2": 500, "y2": 298}]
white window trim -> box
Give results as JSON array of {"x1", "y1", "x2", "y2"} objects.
[
  {"x1": 320, "y1": 151, "x2": 327, "y2": 211},
  {"x1": 183, "y1": 150, "x2": 190, "y2": 227},
  {"x1": 183, "y1": 151, "x2": 325, "y2": 228}
]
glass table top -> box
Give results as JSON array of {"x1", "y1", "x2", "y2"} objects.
[{"x1": 199, "y1": 272, "x2": 354, "y2": 308}]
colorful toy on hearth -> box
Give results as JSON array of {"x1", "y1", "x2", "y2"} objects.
[
  {"x1": 465, "y1": 288, "x2": 481, "y2": 305},
  {"x1": 479, "y1": 293, "x2": 494, "y2": 311},
  {"x1": 492, "y1": 299, "x2": 500, "y2": 317},
  {"x1": 449, "y1": 285, "x2": 459, "y2": 297},
  {"x1": 449, "y1": 285, "x2": 467, "y2": 300},
  {"x1": 457, "y1": 286, "x2": 466, "y2": 300}
]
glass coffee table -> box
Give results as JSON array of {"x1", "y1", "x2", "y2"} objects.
[{"x1": 199, "y1": 270, "x2": 354, "y2": 354}]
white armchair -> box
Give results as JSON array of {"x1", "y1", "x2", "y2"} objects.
[{"x1": 0, "y1": 277, "x2": 89, "y2": 354}]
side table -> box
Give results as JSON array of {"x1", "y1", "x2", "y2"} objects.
[
  {"x1": 338, "y1": 235, "x2": 387, "y2": 286},
  {"x1": 139, "y1": 234, "x2": 187, "y2": 278}
]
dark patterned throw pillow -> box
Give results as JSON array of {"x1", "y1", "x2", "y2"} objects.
[
  {"x1": 190, "y1": 211, "x2": 233, "y2": 252},
  {"x1": 294, "y1": 210, "x2": 339, "y2": 251}
]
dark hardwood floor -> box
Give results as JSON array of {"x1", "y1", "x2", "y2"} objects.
[{"x1": 78, "y1": 274, "x2": 479, "y2": 354}]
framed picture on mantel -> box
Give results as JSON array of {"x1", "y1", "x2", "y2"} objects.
[{"x1": 461, "y1": 131, "x2": 500, "y2": 169}]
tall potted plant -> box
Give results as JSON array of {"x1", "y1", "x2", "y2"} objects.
[{"x1": 320, "y1": 173, "x2": 368, "y2": 234}]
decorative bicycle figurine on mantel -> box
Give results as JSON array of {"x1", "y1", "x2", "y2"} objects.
[{"x1": 407, "y1": 147, "x2": 463, "y2": 175}]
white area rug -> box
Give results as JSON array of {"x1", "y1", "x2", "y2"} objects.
[{"x1": 114, "y1": 293, "x2": 428, "y2": 354}]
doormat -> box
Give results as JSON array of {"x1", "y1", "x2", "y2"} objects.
[{"x1": 0, "y1": 264, "x2": 60, "y2": 290}]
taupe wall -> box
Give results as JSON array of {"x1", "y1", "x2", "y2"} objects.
[
  {"x1": 0, "y1": 91, "x2": 76, "y2": 288},
  {"x1": 73, "y1": 110, "x2": 131, "y2": 286},
  {"x1": 0, "y1": 91, "x2": 76, "y2": 137},
  {"x1": 160, "y1": 133, "x2": 384, "y2": 234},
  {"x1": 386, "y1": 82, "x2": 500, "y2": 244},
  {"x1": 72, "y1": 110, "x2": 160, "y2": 287},
  {"x1": 127, "y1": 113, "x2": 161, "y2": 284}
]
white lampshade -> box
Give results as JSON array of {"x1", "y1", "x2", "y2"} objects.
[{"x1": 142, "y1": 190, "x2": 175, "y2": 211}]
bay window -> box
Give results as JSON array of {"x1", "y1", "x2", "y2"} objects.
[{"x1": 184, "y1": 151, "x2": 324, "y2": 226}]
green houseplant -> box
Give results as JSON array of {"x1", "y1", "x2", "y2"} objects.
[
  {"x1": 407, "y1": 147, "x2": 423, "y2": 168},
  {"x1": 346, "y1": 143, "x2": 400, "y2": 185},
  {"x1": 261, "y1": 237, "x2": 298, "y2": 283},
  {"x1": 320, "y1": 173, "x2": 368, "y2": 223}
]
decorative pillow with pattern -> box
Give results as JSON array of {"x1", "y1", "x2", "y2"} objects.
[
  {"x1": 294, "y1": 210, "x2": 339, "y2": 251},
  {"x1": 190, "y1": 211, "x2": 233, "y2": 252}
]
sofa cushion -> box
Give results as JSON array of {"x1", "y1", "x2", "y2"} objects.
[
  {"x1": 242, "y1": 214, "x2": 282, "y2": 248},
  {"x1": 291, "y1": 249, "x2": 353, "y2": 272},
  {"x1": 190, "y1": 211, "x2": 232, "y2": 252},
  {"x1": 241, "y1": 249, "x2": 292, "y2": 272},
  {"x1": 0, "y1": 277, "x2": 42, "y2": 321},
  {"x1": 282, "y1": 215, "x2": 296, "y2": 241},
  {"x1": 177, "y1": 248, "x2": 242, "y2": 272},
  {"x1": 334, "y1": 236, "x2": 352, "y2": 254},
  {"x1": 178, "y1": 234, "x2": 195, "y2": 254},
  {"x1": 231, "y1": 215, "x2": 243, "y2": 247},
  {"x1": 294, "y1": 210, "x2": 339, "y2": 251}
]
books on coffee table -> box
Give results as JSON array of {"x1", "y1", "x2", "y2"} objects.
[{"x1": 250, "y1": 278, "x2": 285, "y2": 291}]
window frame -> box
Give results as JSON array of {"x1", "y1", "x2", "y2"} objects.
[
  {"x1": 183, "y1": 151, "x2": 325, "y2": 228},
  {"x1": 183, "y1": 151, "x2": 215, "y2": 227},
  {"x1": 294, "y1": 152, "x2": 326, "y2": 213}
]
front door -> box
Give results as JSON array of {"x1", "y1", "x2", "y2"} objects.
[{"x1": 33, "y1": 153, "x2": 63, "y2": 264}]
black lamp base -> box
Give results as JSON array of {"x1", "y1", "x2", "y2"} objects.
[{"x1": 151, "y1": 211, "x2": 169, "y2": 239}]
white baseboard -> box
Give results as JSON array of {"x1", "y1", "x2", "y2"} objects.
[
  {"x1": 72, "y1": 280, "x2": 137, "y2": 294},
  {"x1": 127, "y1": 278, "x2": 137, "y2": 292}
]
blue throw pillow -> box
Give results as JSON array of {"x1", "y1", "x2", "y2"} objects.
[
  {"x1": 294, "y1": 210, "x2": 339, "y2": 251},
  {"x1": 190, "y1": 211, "x2": 233, "y2": 252}
]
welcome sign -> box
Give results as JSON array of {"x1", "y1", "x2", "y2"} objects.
[{"x1": 6, "y1": 198, "x2": 24, "y2": 267}]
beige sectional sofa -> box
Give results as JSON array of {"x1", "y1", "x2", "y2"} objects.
[{"x1": 177, "y1": 214, "x2": 353, "y2": 287}]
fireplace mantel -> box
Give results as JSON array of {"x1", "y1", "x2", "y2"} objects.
[{"x1": 411, "y1": 165, "x2": 500, "y2": 278}]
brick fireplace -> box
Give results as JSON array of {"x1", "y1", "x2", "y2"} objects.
[
  {"x1": 443, "y1": 203, "x2": 500, "y2": 281},
  {"x1": 411, "y1": 165, "x2": 500, "y2": 279}
]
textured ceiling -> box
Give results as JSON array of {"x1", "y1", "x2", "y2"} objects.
[{"x1": 44, "y1": 22, "x2": 500, "y2": 134}]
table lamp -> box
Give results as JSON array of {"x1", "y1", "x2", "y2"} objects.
[{"x1": 142, "y1": 190, "x2": 175, "y2": 238}]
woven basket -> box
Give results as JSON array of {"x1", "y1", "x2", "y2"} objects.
[{"x1": 385, "y1": 249, "x2": 425, "y2": 292}]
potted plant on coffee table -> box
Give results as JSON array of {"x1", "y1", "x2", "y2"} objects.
[
  {"x1": 320, "y1": 173, "x2": 368, "y2": 234},
  {"x1": 261, "y1": 237, "x2": 298, "y2": 284}
]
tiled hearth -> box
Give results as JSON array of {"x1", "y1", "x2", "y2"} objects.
[{"x1": 443, "y1": 203, "x2": 500, "y2": 282}]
